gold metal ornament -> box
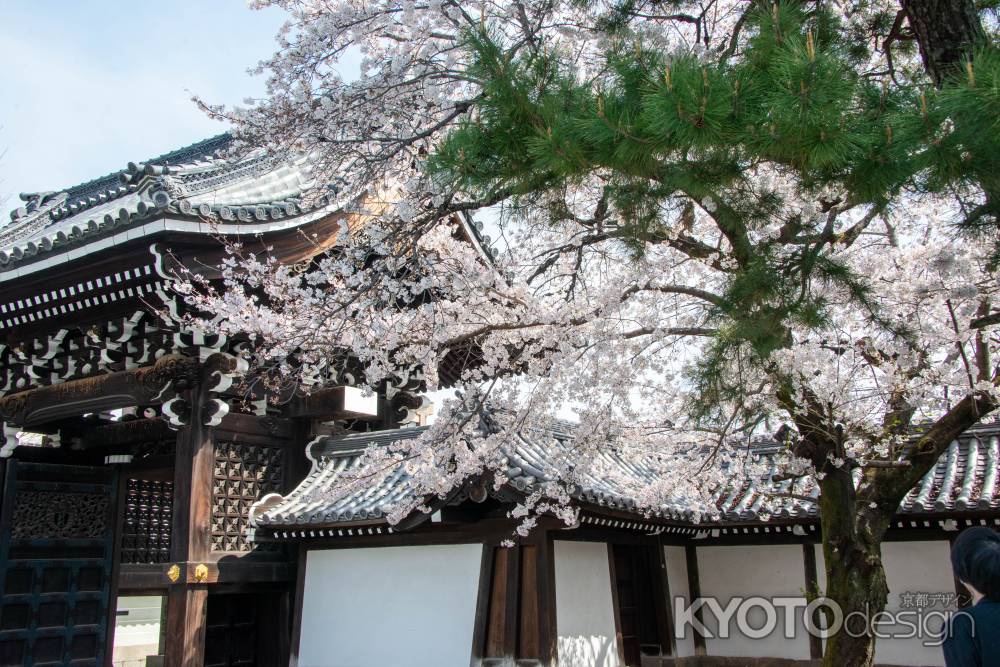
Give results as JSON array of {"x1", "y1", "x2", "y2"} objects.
[
  {"x1": 166, "y1": 564, "x2": 181, "y2": 583},
  {"x1": 194, "y1": 563, "x2": 209, "y2": 583}
]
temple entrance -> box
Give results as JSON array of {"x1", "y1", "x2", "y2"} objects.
[{"x1": 0, "y1": 461, "x2": 120, "y2": 666}]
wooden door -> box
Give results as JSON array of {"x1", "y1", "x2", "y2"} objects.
[
  {"x1": 611, "y1": 544, "x2": 668, "y2": 666},
  {"x1": 474, "y1": 543, "x2": 555, "y2": 667},
  {"x1": 0, "y1": 461, "x2": 119, "y2": 666},
  {"x1": 204, "y1": 591, "x2": 289, "y2": 667}
]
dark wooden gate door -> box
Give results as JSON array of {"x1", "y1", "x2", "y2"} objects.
[
  {"x1": 204, "y1": 591, "x2": 289, "y2": 667},
  {"x1": 611, "y1": 544, "x2": 669, "y2": 666},
  {"x1": 0, "y1": 461, "x2": 119, "y2": 667}
]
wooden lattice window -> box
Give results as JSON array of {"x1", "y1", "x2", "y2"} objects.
[
  {"x1": 121, "y1": 479, "x2": 173, "y2": 564},
  {"x1": 211, "y1": 442, "x2": 283, "y2": 552}
]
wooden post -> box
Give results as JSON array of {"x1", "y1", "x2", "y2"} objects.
[
  {"x1": 684, "y1": 545, "x2": 707, "y2": 656},
  {"x1": 536, "y1": 533, "x2": 558, "y2": 667},
  {"x1": 164, "y1": 377, "x2": 215, "y2": 667},
  {"x1": 657, "y1": 542, "x2": 677, "y2": 657},
  {"x1": 165, "y1": 585, "x2": 208, "y2": 667},
  {"x1": 289, "y1": 546, "x2": 309, "y2": 667},
  {"x1": 104, "y1": 467, "x2": 128, "y2": 662},
  {"x1": 470, "y1": 544, "x2": 495, "y2": 667},
  {"x1": 606, "y1": 544, "x2": 627, "y2": 666},
  {"x1": 287, "y1": 416, "x2": 315, "y2": 667}
]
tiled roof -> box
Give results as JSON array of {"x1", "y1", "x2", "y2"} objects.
[
  {"x1": 713, "y1": 426, "x2": 1000, "y2": 523},
  {"x1": 251, "y1": 422, "x2": 710, "y2": 529},
  {"x1": 252, "y1": 427, "x2": 430, "y2": 526},
  {"x1": 61, "y1": 134, "x2": 233, "y2": 207},
  {"x1": 0, "y1": 134, "x2": 332, "y2": 270},
  {"x1": 251, "y1": 423, "x2": 1000, "y2": 532},
  {"x1": 0, "y1": 135, "x2": 498, "y2": 276}
]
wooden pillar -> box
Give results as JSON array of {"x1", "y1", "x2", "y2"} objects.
[
  {"x1": 286, "y1": 415, "x2": 314, "y2": 667},
  {"x1": 657, "y1": 543, "x2": 678, "y2": 656},
  {"x1": 285, "y1": 417, "x2": 314, "y2": 495},
  {"x1": 606, "y1": 544, "x2": 627, "y2": 666},
  {"x1": 104, "y1": 466, "x2": 128, "y2": 661},
  {"x1": 684, "y1": 545, "x2": 707, "y2": 656},
  {"x1": 536, "y1": 533, "x2": 558, "y2": 667},
  {"x1": 289, "y1": 546, "x2": 309, "y2": 667},
  {"x1": 164, "y1": 377, "x2": 216, "y2": 667},
  {"x1": 470, "y1": 544, "x2": 495, "y2": 666},
  {"x1": 165, "y1": 585, "x2": 208, "y2": 666}
]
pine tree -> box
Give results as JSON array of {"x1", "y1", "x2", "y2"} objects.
[
  {"x1": 202, "y1": 2, "x2": 1000, "y2": 664},
  {"x1": 425, "y1": 4, "x2": 1000, "y2": 665}
]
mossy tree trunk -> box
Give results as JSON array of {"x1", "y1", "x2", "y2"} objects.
[
  {"x1": 816, "y1": 466, "x2": 891, "y2": 667},
  {"x1": 801, "y1": 392, "x2": 998, "y2": 667}
]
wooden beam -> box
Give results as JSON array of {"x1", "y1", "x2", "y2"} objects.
[
  {"x1": 283, "y1": 386, "x2": 379, "y2": 420},
  {"x1": 118, "y1": 560, "x2": 294, "y2": 591},
  {"x1": 216, "y1": 412, "x2": 295, "y2": 440},
  {"x1": 0, "y1": 354, "x2": 200, "y2": 427},
  {"x1": 79, "y1": 416, "x2": 174, "y2": 450}
]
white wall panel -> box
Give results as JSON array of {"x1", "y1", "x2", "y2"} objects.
[
  {"x1": 554, "y1": 540, "x2": 620, "y2": 667},
  {"x1": 872, "y1": 540, "x2": 952, "y2": 667},
  {"x1": 663, "y1": 545, "x2": 695, "y2": 658},
  {"x1": 298, "y1": 544, "x2": 482, "y2": 667},
  {"x1": 696, "y1": 544, "x2": 811, "y2": 659}
]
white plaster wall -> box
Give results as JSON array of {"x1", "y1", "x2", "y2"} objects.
[
  {"x1": 871, "y1": 540, "x2": 952, "y2": 667},
  {"x1": 297, "y1": 544, "x2": 482, "y2": 667},
  {"x1": 554, "y1": 540, "x2": 621, "y2": 667},
  {"x1": 696, "y1": 544, "x2": 811, "y2": 660},
  {"x1": 813, "y1": 543, "x2": 826, "y2": 592},
  {"x1": 663, "y1": 545, "x2": 696, "y2": 658}
]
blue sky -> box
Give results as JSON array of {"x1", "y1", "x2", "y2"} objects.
[{"x1": 0, "y1": 1, "x2": 289, "y2": 218}]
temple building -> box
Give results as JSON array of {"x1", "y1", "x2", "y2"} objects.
[
  {"x1": 0, "y1": 135, "x2": 448, "y2": 667},
  {"x1": 1, "y1": 136, "x2": 998, "y2": 667}
]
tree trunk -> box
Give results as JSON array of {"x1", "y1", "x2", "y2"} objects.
[
  {"x1": 900, "y1": 1, "x2": 999, "y2": 272},
  {"x1": 899, "y1": 0, "x2": 985, "y2": 85},
  {"x1": 816, "y1": 466, "x2": 891, "y2": 667},
  {"x1": 822, "y1": 544, "x2": 889, "y2": 667}
]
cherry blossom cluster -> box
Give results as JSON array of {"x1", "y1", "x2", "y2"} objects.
[{"x1": 179, "y1": 0, "x2": 1000, "y2": 533}]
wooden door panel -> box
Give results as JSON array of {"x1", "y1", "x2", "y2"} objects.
[
  {"x1": 612, "y1": 544, "x2": 667, "y2": 666},
  {"x1": 0, "y1": 462, "x2": 118, "y2": 667}
]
